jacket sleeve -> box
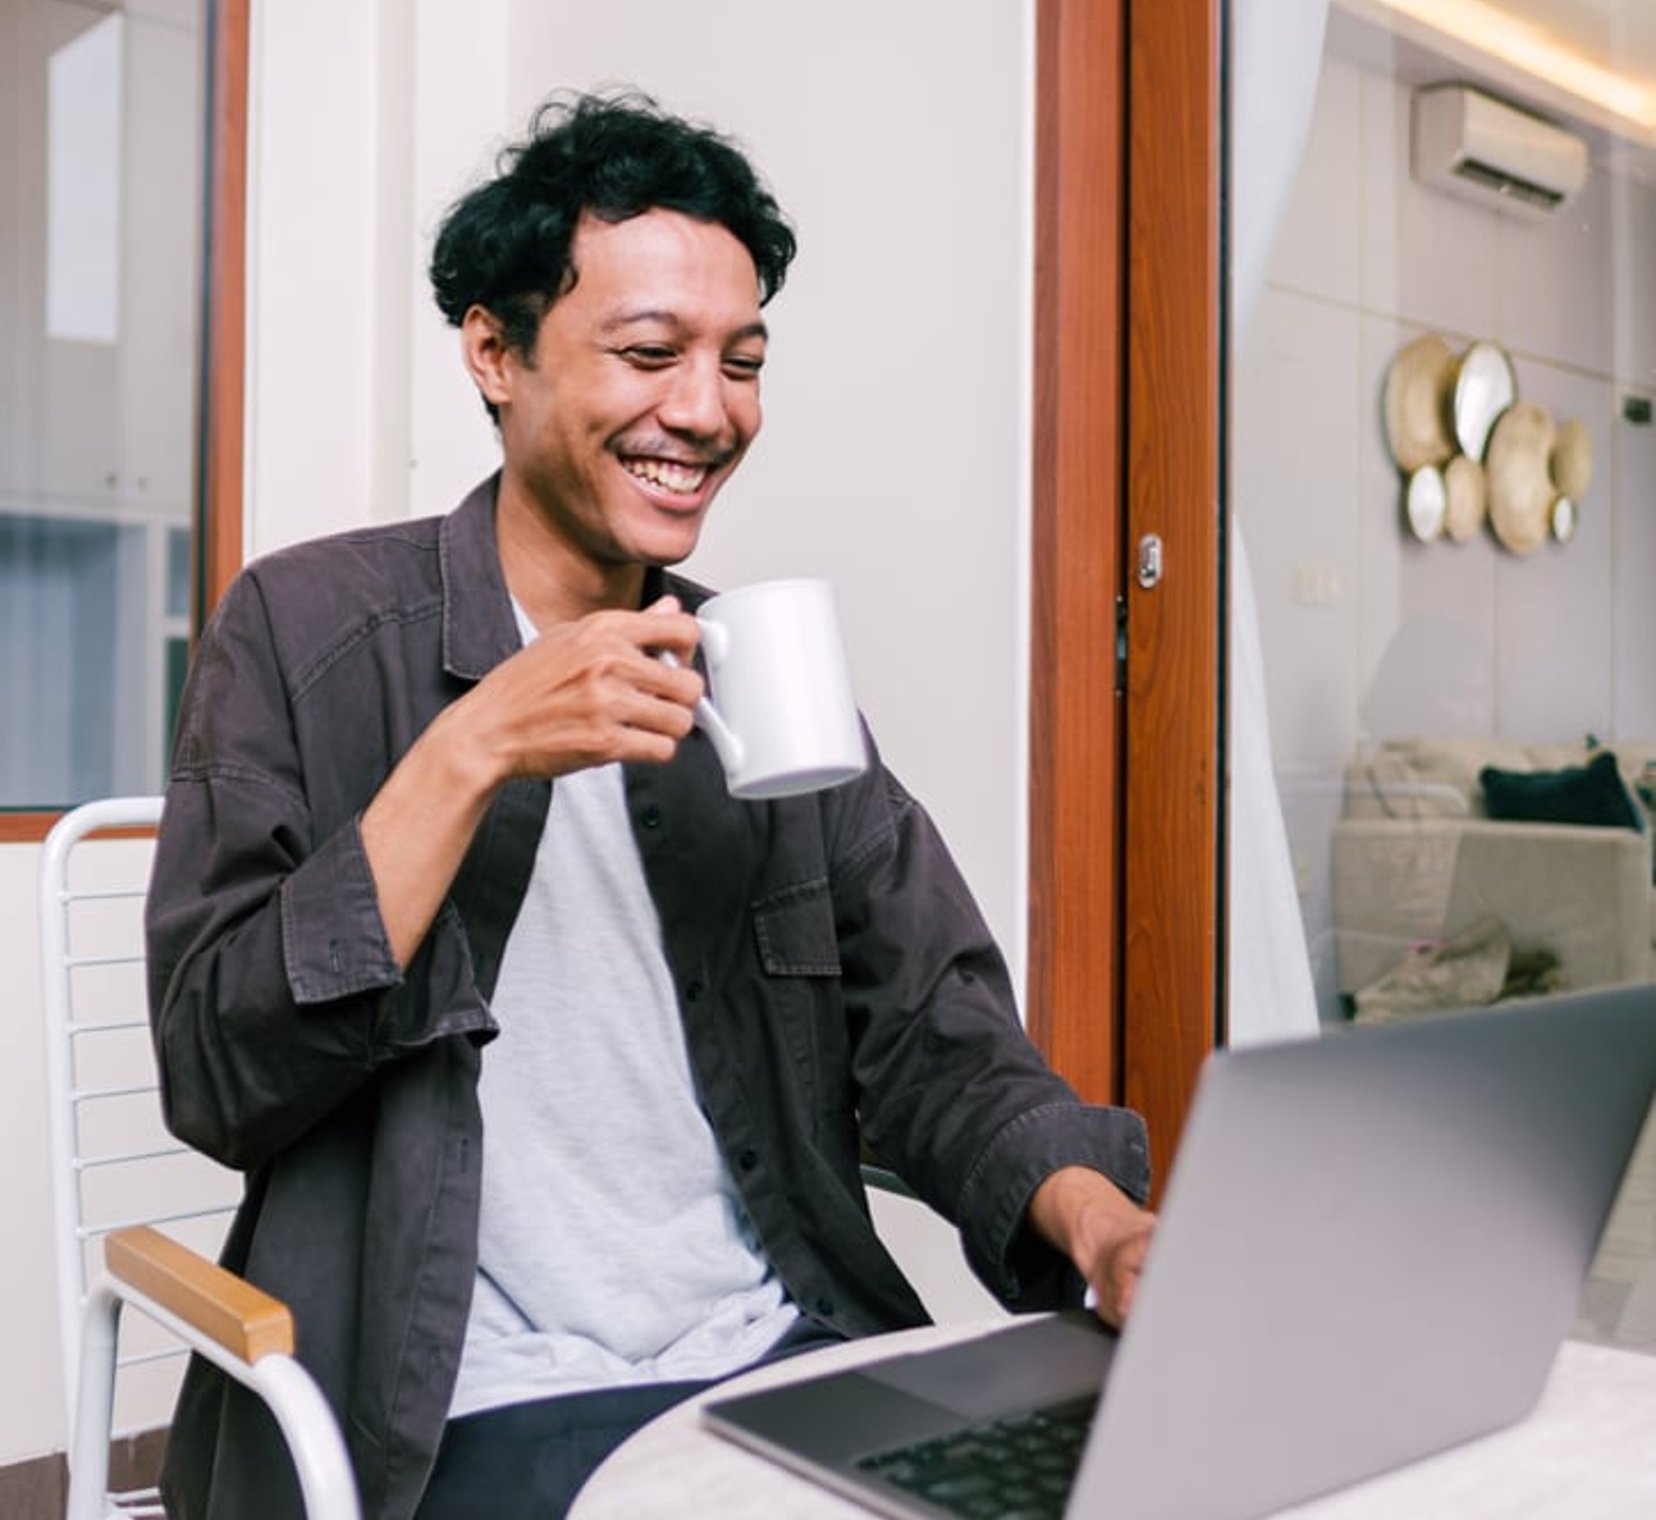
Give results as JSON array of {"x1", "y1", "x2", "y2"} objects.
[
  {"x1": 829, "y1": 759, "x2": 1151, "y2": 1308},
  {"x1": 145, "y1": 570, "x2": 493, "y2": 1171}
]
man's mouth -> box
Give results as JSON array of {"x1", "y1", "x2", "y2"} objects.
[{"x1": 620, "y1": 455, "x2": 713, "y2": 497}]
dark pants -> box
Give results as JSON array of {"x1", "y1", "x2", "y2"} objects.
[{"x1": 413, "y1": 1318, "x2": 844, "y2": 1520}]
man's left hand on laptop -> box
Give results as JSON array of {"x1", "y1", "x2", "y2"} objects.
[{"x1": 1028, "y1": 1166, "x2": 1157, "y2": 1327}]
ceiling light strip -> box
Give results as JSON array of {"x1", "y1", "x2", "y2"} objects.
[{"x1": 1339, "y1": 0, "x2": 1656, "y2": 143}]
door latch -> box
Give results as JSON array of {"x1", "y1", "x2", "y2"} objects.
[{"x1": 1136, "y1": 533, "x2": 1163, "y2": 590}]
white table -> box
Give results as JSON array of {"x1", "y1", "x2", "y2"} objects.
[{"x1": 570, "y1": 1323, "x2": 1656, "y2": 1519}]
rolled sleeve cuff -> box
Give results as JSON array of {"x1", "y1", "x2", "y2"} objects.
[
  {"x1": 280, "y1": 818, "x2": 403, "y2": 1004},
  {"x1": 958, "y1": 1102, "x2": 1152, "y2": 1309}
]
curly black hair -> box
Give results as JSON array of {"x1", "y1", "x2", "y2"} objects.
[{"x1": 430, "y1": 89, "x2": 796, "y2": 394}]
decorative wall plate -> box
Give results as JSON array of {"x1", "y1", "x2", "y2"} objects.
[
  {"x1": 1384, "y1": 335, "x2": 1458, "y2": 473},
  {"x1": 1485, "y1": 401, "x2": 1556, "y2": 554},
  {"x1": 1442, "y1": 453, "x2": 1486, "y2": 542},
  {"x1": 1551, "y1": 417, "x2": 1593, "y2": 499},
  {"x1": 1453, "y1": 340, "x2": 1517, "y2": 461},
  {"x1": 1406, "y1": 464, "x2": 1448, "y2": 542}
]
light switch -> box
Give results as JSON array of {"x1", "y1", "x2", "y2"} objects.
[{"x1": 1292, "y1": 562, "x2": 1340, "y2": 607}]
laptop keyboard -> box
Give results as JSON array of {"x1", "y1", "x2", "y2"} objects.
[{"x1": 852, "y1": 1393, "x2": 1098, "y2": 1520}]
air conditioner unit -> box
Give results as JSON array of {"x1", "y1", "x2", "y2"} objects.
[{"x1": 1412, "y1": 84, "x2": 1588, "y2": 219}]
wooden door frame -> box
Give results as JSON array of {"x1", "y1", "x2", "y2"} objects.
[
  {"x1": 1027, "y1": 0, "x2": 1128, "y2": 1105},
  {"x1": 199, "y1": 0, "x2": 249, "y2": 618},
  {"x1": 1029, "y1": 0, "x2": 1224, "y2": 1184}
]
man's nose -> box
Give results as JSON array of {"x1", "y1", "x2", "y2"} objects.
[{"x1": 658, "y1": 357, "x2": 729, "y2": 439}]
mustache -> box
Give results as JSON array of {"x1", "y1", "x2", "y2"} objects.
[{"x1": 614, "y1": 436, "x2": 740, "y2": 470}]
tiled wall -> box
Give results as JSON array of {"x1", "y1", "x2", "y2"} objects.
[{"x1": 1232, "y1": 42, "x2": 1656, "y2": 1012}]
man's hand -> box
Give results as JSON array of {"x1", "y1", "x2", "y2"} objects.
[
  {"x1": 1027, "y1": 1166, "x2": 1156, "y2": 1328},
  {"x1": 465, "y1": 596, "x2": 705, "y2": 781},
  {"x1": 361, "y1": 596, "x2": 704, "y2": 968}
]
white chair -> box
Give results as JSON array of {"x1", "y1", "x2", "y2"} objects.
[
  {"x1": 38, "y1": 796, "x2": 360, "y2": 1520},
  {"x1": 860, "y1": 1166, "x2": 1009, "y2": 1326}
]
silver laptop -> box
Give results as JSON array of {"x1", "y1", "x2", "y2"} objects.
[{"x1": 704, "y1": 984, "x2": 1656, "y2": 1520}]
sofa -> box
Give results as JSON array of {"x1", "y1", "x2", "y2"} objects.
[{"x1": 1331, "y1": 736, "x2": 1656, "y2": 1005}]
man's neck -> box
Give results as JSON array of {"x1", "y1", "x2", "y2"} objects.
[{"x1": 494, "y1": 481, "x2": 647, "y2": 630}]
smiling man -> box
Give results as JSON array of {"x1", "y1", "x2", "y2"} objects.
[{"x1": 145, "y1": 93, "x2": 1155, "y2": 1520}]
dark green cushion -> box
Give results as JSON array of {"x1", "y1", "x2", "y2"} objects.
[{"x1": 1479, "y1": 750, "x2": 1644, "y2": 831}]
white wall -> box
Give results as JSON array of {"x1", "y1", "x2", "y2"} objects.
[
  {"x1": 0, "y1": 845, "x2": 63, "y2": 1460},
  {"x1": 240, "y1": 0, "x2": 1032, "y2": 963},
  {"x1": 1232, "y1": 28, "x2": 1656, "y2": 1015},
  {"x1": 496, "y1": 2, "x2": 1033, "y2": 964},
  {"x1": 0, "y1": 0, "x2": 1034, "y2": 1464}
]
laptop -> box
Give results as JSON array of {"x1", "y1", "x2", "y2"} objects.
[{"x1": 704, "y1": 984, "x2": 1656, "y2": 1520}]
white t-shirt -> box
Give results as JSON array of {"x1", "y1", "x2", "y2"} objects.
[{"x1": 449, "y1": 610, "x2": 797, "y2": 1418}]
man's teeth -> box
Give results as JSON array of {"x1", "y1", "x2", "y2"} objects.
[{"x1": 622, "y1": 457, "x2": 709, "y2": 494}]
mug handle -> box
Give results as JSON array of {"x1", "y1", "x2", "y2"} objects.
[{"x1": 657, "y1": 646, "x2": 744, "y2": 776}]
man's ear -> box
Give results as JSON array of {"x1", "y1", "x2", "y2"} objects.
[{"x1": 460, "y1": 305, "x2": 515, "y2": 409}]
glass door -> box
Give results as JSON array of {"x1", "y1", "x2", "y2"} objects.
[{"x1": 1230, "y1": 0, "x2": 1656, "y2": 1354}]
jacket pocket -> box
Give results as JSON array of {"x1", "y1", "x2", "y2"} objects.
[
  {"x1": 751, "y1": 878, "x2": 843, "y2": 1140},
  {"x1": 752, "y1": 878, "x2": 842, "y2": 976}
]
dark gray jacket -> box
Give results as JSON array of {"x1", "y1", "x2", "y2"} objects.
[{"x1": 145, "y1": 476, "x2": 1151, "y2": 1520}]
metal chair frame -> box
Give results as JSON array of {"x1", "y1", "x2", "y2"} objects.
[{"x1": 39, "y1": 796, "x2": 360, "y2": 1520}]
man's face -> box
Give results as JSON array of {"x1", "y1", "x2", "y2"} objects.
[{"x1": 483, "y1": 208, "x2": 767, "y2": 572}]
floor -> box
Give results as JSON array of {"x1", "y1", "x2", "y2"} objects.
[{"x1": 1573, "y1": 1104, "x2": 1656, "y2": 1355}]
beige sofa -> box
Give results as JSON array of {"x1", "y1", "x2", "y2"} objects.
[{"x1": 1331, "y1": 737, "x2": 1656, "y2": 1001}]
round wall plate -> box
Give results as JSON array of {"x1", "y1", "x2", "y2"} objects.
[
  {"x1": 1384, "y1": 335, "x2": 1458, "y2": 473},
  {"x1": 1443, "y1": 454, "x2": 1486, "y2": 543},
  {"x1": 1406, "y1": 464, "x2": 1447, "y2": 542},
  {"x1": 1486, "y1": 402, "x2": 1556, "y2": 554},
  {"x1": 1551, "y1": 418, "x2": 1593, "y2": 500},
  {"x1": 1453, "y1": 340, "x2": 1517, "y2": 461}
]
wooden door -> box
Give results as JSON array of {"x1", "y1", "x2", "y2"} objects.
[{"x1": 1029, "y1": 0, "x2": 1224, "y2": 1192}]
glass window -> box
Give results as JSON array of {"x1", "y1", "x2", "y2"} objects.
[
  {"x1": 1, "y1": 0, "x2": 205, "y2": 809},
  {"x1": 1230, "y1": 0, "x2": 1656, "y2": 1355}
]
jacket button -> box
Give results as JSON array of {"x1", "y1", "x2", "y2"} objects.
[
  {"x1": 686, "y1": 979, "x2": 705, "y2": 1002},
  {"x1": 641, "y1": 805, "x2": 662, "y2": 829},
  {"x1": 815, "y1": 1296, "x2": 835, "y2": 1318},
  {"x1": 738, "y1": 1148, "x2": 758, "y2": 1171}
]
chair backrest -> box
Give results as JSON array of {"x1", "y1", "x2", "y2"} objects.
[{"x1": 38, "y1": 797, "x2": 240, "y2": 1443}]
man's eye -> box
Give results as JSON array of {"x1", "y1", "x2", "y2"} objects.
[
  {"x1": 724, "y1": 354, "x2": 765, "y2": 379},
  {"x1": 622, "y1": 345, "x2": 676, "y2": 367}
]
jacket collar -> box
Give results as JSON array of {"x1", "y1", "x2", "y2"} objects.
[
  {"x1": 436, "y1": 472, "x2": 704, "y2": 680},
  {"x1": 439, "y1": 474, "x2": 519, "y2": 681}
]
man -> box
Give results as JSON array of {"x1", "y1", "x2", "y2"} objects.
[{"x1": 147, "y1": 92, "x2": 1153, "y2": 1520}]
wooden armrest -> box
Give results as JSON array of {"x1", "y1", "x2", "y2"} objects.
[{"x1": 105, "y1": 1225, "x2": 294, "y2": 1363}]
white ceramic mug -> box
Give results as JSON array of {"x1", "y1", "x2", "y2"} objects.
[{"x1": 682, "y1": 579, "x2": 867, "y2": 800}]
